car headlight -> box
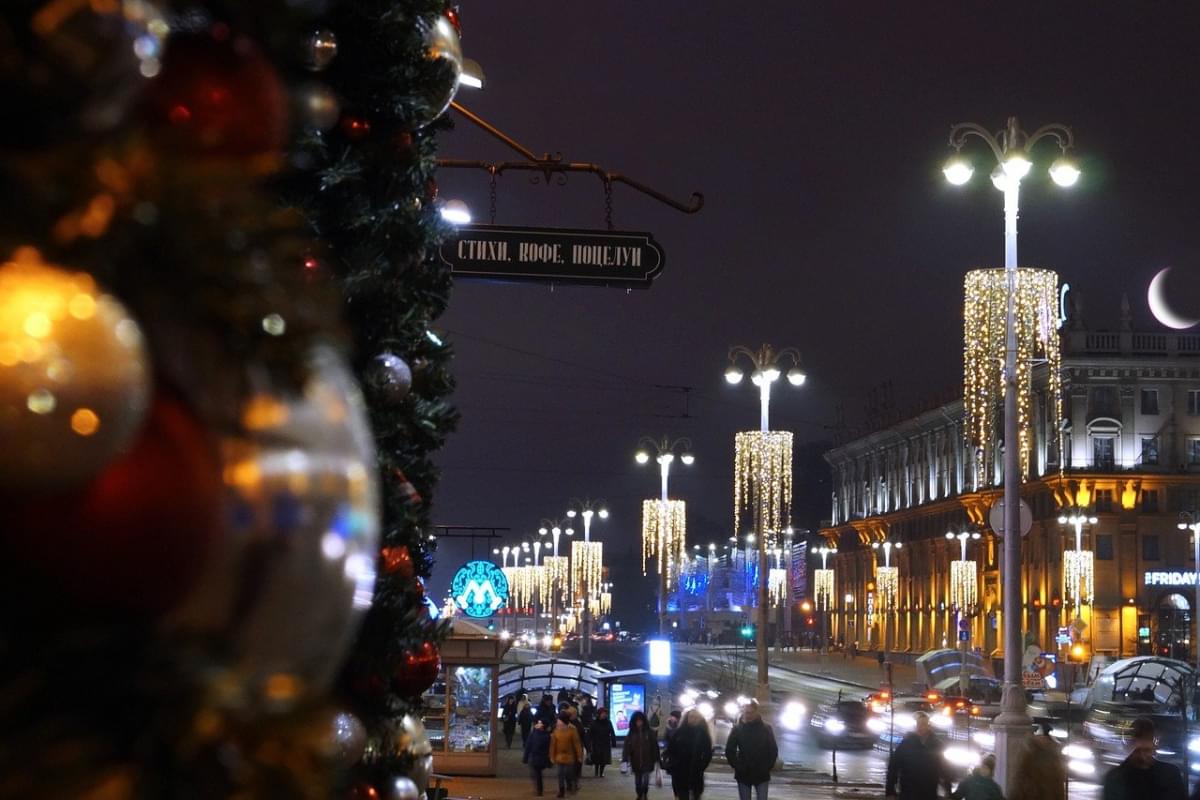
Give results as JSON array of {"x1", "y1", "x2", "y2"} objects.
[
  {"x1": 1068, "y1": 759, "x2": 1096, "y2": 777},
  {"x1": 706, "y1": 690, "x2": 719, "y2": 699},
  {"x1": 1189, "y1": 737, "x2": 1200, "y2": 754},
  {"x1": 943, "y1": 746, "x2": 981, "y2": 768},
  {"x1": 1062, "y1": 744, "x2": 1093, "y2": 761},
  {"x1": 697, "y1": 702, "x2": 714, "y2": 720},
  {"x1": 678, "y1": 692, "x2": 695, "y2": 707},
  {"x1": 931, "y1": 713, "x2": 951, "y2": 729},
  {"x1": 972, "y1": 732, "x2": 995, "y2": 748},
  {"x1": 895, "y1": 713, "x2": 916, "y2": 730},
  {"x1": 867, "y1": 717, "x2": 887, "y2": 734},
  {"x1": 825, "y1": 718, "x2": 846, "y2": 734},
  {"x1": 723, "y1": 701, "x2": 740, "y2": 719}
]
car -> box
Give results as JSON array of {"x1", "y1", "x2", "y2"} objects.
[
  {"x1": 810, "y1": 699, "x2": 877, "y2": 749},
  {"x1": 938, "y1": 676, "x2": 1003, "y2": 718},
  {"x1": 1082, "y1": 700, "x2": 1191, "y2": 766}
]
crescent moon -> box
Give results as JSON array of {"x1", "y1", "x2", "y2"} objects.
[{"x1": 1148, "y1": 267, "x2": 1200, "y2": 330}]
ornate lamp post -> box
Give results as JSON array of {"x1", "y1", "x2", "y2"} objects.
[
  {"x1": 943, "y1": 117, "x2": 1079, "y2": 791},
  {"x1": 815, "y1": 545, "x2": 837, "y2": 655},
  {"x1": 566, "y1": 499, "x2": 608, "y2": 658},
  {"x1": 726, "y1": 343, "x2": 805, "y2": 702},
  {"x1": 871, "y1": 540, "x2": 902, "y2": 677},
  {"x1": 538, "y1": 518, "x2": 574, "y2": 637},
  {"x1": 636, "y1": 436, "x2": 694, "y2": 637},
  {"x1": 1057, "y1": 507, "x2": 1097, "y2": 667},
  {"x1": 946, "y1": 529, "x2": 982, "y2": 694}
]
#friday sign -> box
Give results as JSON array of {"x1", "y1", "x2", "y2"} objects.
[{"x1": 1144, "y1": 570, "x2": 1199, "y2": 586}]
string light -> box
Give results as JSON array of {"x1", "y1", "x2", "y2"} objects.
[
  {"x1": 814, "y1": 568, "x2": 835, "y2": 611},
  {"x1": 598, "y1": 592, "x2": 612, "y2": 616},
  {"x1": 768, "y1": 568, "x2": 787, "y2": 605},
  {"x1": 877, "y1": 566, "x2": 898, "y2": 609},
  {"x1": 734, "y1": 431, "x2": 793, "y2": 545},
  {"x1": 508, "y1": 565, "x2": 539, "y2": 610},
  {"x1": 963, "y1": 268, "x2": 1063, "y2": 483},
  {"x1": 1064, "y1": 549, "x2": 1094, "y2": 606},
  {"x1": 642, "y1": 499, "x2": 687, "y2": 589},
  {"x1": 950, "y1": 560, "x2": 977, "y2": 610},
  {"x1": 570, "y1": 540, "x2": 604, "y2": 609},
  {"x1": 541, "y1": 556, "x2": 569, "y2": 607}
]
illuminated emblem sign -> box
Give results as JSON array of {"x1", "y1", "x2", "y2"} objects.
[
  {"x1": 1144, "y1": 570, "x2": 1198, "y2": 587},
  {"x1": 451, "y1": 560, "x2": 510, "y2": 618}
]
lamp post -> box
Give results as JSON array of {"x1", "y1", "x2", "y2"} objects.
[
  {"x1": 636, "y1": 436, "x2": 695, "y2": 637},
  {"x1": 871, "y1": 540, "x2": 903, "y2": 680},
  {"x1": 815, "y1": 545, "x2": 837, "y2": 656},
  {"x1": 1177, "y1": 513, "x2": 1200, "y2": 678},
  {"x1": 1058, "y1": 507, "x2": 1097, "y2": 683},
  {"x1": 946, "y1": 529, "x2": 982, "y2": 695},
  {"x1": 726, "y1": 344, "x2": 806, "y2": 703},
  {"x1": 943, "y1": 117, "x2": 1079, "y2": 792},
  {"x1": 566, "y1": 499, "x2": 608, "y2": 659},
  {"x1": 538, "y1": 518, "x2": 575, "y2": 637}
]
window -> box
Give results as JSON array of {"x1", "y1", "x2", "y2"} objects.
[
  {"x1": 1190, "y1": 439, "x2": 1200, "y2": 465},
  {"x1": 1189, "y1": 390, "x2": 1200, "y2": 416},
  {"x1": 1091, "y1": 386, "x2": 1119, "y2": 418},
  {"x1": 1143, "y1": 535, "x2": 1161, "y2": 561},
  {"x1": 1141, "y1": 389, "x2": 1160, "y2": 415},
  {"x1": 1142, "y1": 436, "x2": 1159, "y2": 466},
  {"x1": 1096, "y1": 534, "x2": 1114, "y2": 561},
  {"x1": 1093, "y1": 437, "x2": 1115, "y2": 470},
  {"x1": 1095, "y1": 489, "x2": 1114, "y2": 513},
  {"x1": 1142, "y1": 490, "x2": 1160, "y2": 513}
]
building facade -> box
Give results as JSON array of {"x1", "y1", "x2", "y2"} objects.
[{"x1": 820, "y1": 317, "x2": 1200, "y2": 672}]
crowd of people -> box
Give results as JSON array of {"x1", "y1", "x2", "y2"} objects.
[
  {"x1": 506, "y1": 689, "x2": 780, "y2": 799},
  {"x1": 885, "y1": 713, "x2": 1191, "y2": 800}
]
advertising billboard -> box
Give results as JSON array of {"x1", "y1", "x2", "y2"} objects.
[{"x1": 607, "y1": 682, "x2": 645, "y2": 736}]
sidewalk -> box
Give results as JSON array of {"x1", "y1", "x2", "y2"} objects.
[{"x1": 438, "y1": 742, "x2": 861, "y2": 800}]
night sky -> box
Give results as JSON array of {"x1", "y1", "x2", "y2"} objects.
[{"x1": 426, "y1": 4, "x2": 1200, "y2": 623}]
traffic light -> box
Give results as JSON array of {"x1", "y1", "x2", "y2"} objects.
[{"x1": 740, "y1": 625, "x2": 754, "y2": 639}]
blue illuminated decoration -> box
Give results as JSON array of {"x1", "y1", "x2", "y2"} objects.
[
  {"x1": 423, "y1": 595, "x2": 440, "y2": 619},
  {"x1": 450, "y1": 560, "x2": 510, "y2": 618}
]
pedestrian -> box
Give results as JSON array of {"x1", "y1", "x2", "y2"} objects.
[
  {"x1": 580, "y1": 695, "x2": 597, "y2": 730},
  {"x1": 1101, "y1": 718, "x2": 1186, "y2": 800},
  {"x1": 878, "y1": 649, "x2": 886, "y2": 676},
  {"x1": 662, "y1": 709, "x2": 682, "y2": 749},
  {"x1": 503, "y1": 694, "x2": 519, "y2": 748},
  {"x1": 589, "y1": 707, "x2": 616, "y2": 777},
  {"x1": 536, "y1": 695, "x2": 558, "y2": 728},
  {"x1": 566, "y1": 705, "x2": 587, "y2": 788},
  {"x1": 951, "y1": 754, "x2": 1003, "y2": 800},
  {"x1": 885, "y1": 711, "x2": 950, "y2": 800},
  {"x1": 557, "y1": 687, "x2": 571, "y2": 708},
  {"x1": 519, "y1": 698, "x2": 535, "y2": 747},
  {"x1": 550, "y1": 713, "x2": 583, "y2": 798},
  {"x1": 620, "y1": 710, "x2": 661, "y2": 800},
  {"x1": 524, "y1": 719, "x2": 552, "y2": 797},
  {"x1": 850, "y1": 640, "x2": 858, "y2": 660},
  {"x1": 725, "y1": 699, "x2": 779, "y2": 800},
  {"x1": 665, "y1": 708, "x2": 713, "y2": 799},
  {"x1": 1009, "y1": 727, "x2": 1063, "y2": 800}
]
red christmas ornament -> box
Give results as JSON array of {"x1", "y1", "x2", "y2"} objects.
[
  {"x1": 340, "y1": 116, "x2": 372, "y2": 141},
  {"x1": 393, "y1": 642, "x2": 440, "y2": 698},
  {"x1": 142, "y1": 32, "x2": 288, "y2": 157},
  {"x1": 381, "y1": 545, "x2": 415, "y2": 578},
  {"x1": 0, "y1": 389, "x2": 221, "y2": 617},
  {"x1": 445, "y1": 7, "x2": 462, "y2": 36}
]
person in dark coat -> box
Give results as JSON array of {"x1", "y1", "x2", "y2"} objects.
[
  {"x1": 519, "y1": 700, "x2": 535, "y2": 746},
  {"x1": 580, "y1": 696, "x2": 597, "y2": 730},
  {"x1": 725, "y1": 700, "x2": 779, "y2": 799},
  {"x1": 621, "y1": 710, "x2": 661, "y2": 800},
  {"x1": 589, "y1": 707, "x2": 617, "y2": 777},
  {"x1": 557, "y1": 687, "x2": 572, "y2": 708},
  {"x1": 536, "y1": 695, "x2": 558, "y2": 728},
  {"x1": 1102, "y1": 718, "x2": 1186, "y2": 800},
  {"x1": 951, "y1": 754, "x2": 1004, "y2": 800},
  {"x1": 665, "y1": 709, "x2": 713, "y2": 799},
  {"x1": 503, "y1": 695, "x2": 519, "y2": 748},
  {"x1": 524, "y1": 719, "x2": 553, "y2": 796},
  {"x1": 566, "y1": 705, "x2": 586, "y2": 789},
  {"x1": 885, "y1": 712, "x2": 950, "y2": 800}
]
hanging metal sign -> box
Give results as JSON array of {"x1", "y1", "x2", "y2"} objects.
[{"x1": 439, "y1": 224, "x2": 666, "y2": 288}]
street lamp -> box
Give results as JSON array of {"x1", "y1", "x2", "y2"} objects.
[
  {"x1": 946, "y1": 529, "x2": 982, "y2": 694},
  {"x1": 871, "y1": 540, "x2": 903, "y2": 678},
  {"x1": 815, "y1": 545, "x2": 837, "y2": 655},
  {"x1": 538, "y1": 518, "x2": 575, "y2": 636},
  {"x1": 636, "y1": 436, "x2": 695, "y2": 637},
  {"x1": 1057, "y1": 508, "x2": 1098, "y2": 639},
  {"x1": 1178, "y1": 513, "x2": 1200, "y2": 678},
  {"x1": 727, "y1": 343, "x2": 806, "y2": 703},
  {"x1": 944, "y1": 116, "x2": 1078, "y2": 791},
  {"x1": 566, "y1": 499, "x2": 609, "y2": 658}
]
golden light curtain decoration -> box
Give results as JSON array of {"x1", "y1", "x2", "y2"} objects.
[
  {"x1": 502, "y1": 566, "x2": 517, "y2": 608},
  {"x1": 950, "y1": 560, "x2": 978, "y2": 610},
  {"x1": 814, "y1": 568, "x2": 834, "y2": 611},
  {"x1": 1064, "y1": 549, "x2": 1095, "y2": 606},
  {"x1": 876, "y1": 566, "x2": 899, "y2": 609},
  {"x1": 733, "y1": 431, "x2": 793, "y2": 545},
  {"x1": 768, "y1": 568, "x2": 788, "y2": 605},
  {"x1": 642, "y1": 499, "x2": 687, "y2": 589},
  {"x1": 509, "y1": 565, "x2": 538, "y2": 609},
  {"x1": 541, "y1": 556, "x2": 569, "y2": 606},
  {"x1": 571, "y1": 540, "x2": 604, "y2": 606},
  {"x1": 599, "y1": 592, "x2": 612, "y2": 616},
  {"x1": 963, "y1": 268, "x2": 1063, "y2": 484}
]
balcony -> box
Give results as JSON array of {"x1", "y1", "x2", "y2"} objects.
[{"x1": 1068, "y1": 329, "x2": 1200, "y2": 358}]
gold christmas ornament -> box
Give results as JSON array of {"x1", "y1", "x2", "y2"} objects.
[
  {"x1": 0, "y1": 248, "x2": 150, "y2": 491},
  {"x1": 734, "y1": 430, "x2": 793, "y2": 544},
  {"x1": 642, "y1": 499, "x2": 687, "y2": 590},
  {"x1": 963, "y1": 268, "x2": 1063, "y2": 483}
]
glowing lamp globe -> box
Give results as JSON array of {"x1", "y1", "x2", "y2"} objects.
[
  {"x1": 990, "y1": 165, "x2": 1010, "y2": 192},
  {"x1": 1049, "y1": 156, "x2": 1081, "y2": 187},
  {"x1": 786, "y1": 367, "x2": 806, "y2": 386},
  {"x1": 440, "y1": 199, "x2": 471, "y2": 225},
  {"x1": 680, "y1": 453, "x2": 695, "y2": 465},
  {"x1": 635, "y1": 450, "x2": 650, "y2": 464},
  {"x1": 724, "y1": 365, "x2": 743, "y2": 385},
  {"x1": 566, "y1": 509, "x2": 577, "y2": 518},
  {"x1": 1002, "y1": 150, "x2": 1032, "y2": 178},
  {"x1": 943, "y1": 155, "x2": 973, "y2": 185},
  {"x1": 598, "y1": 508, "x2": 609, "y2": 519}
]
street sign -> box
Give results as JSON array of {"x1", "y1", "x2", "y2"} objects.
[
  {"x1": 988, "y1": 498, "x2": 1033, "y2": 537},
  {"x1": 439, "y1": 224, "x2": 666, "y2": 288},
  {"x1": 959, "y1": 630, "x2": 970, "y2": 642}
]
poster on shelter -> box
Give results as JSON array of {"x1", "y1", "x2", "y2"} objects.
[{"x1": 608, "y1": 683, "x2": 645, "y2": 735}]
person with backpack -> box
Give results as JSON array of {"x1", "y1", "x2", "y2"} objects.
[
  {"x1": 523, "y1": 719, "x2": 552, "y2": 797},
  {"x1": 725, "y1": 700, "x2": 779, "y2": 800}
]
